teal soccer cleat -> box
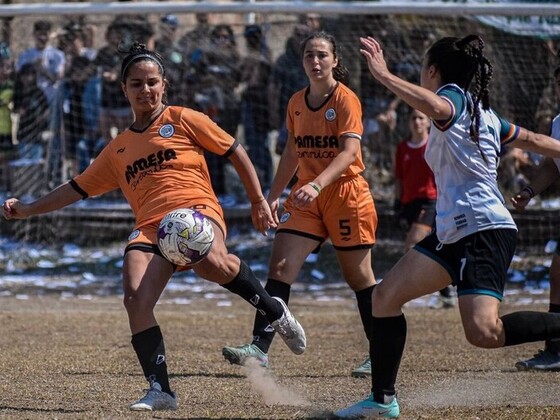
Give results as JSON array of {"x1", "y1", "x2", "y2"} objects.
[{"x1": 334, "y1": 394, "x2": 399, "y2": 418}]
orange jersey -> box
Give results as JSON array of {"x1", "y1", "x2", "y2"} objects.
[
  {"x1": 286, "y1": 83, "x2": 365, "y2": 183},
  {"x1": 71, "y1": 106, "x2": 237, "y2": 230}
]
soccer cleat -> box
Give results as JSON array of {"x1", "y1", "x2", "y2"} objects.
[
  {"x1": 351, "y1": 356, "x2": 372, "y2": 378},
  {"x1": 222, "y1": 343, "x2": 269, "y2": 368},
  {"x1": 334, "y1": 394, "x2": 399, "y2": 418},
  {"x1": 428, "y1": 294, "x2": 456, "y2": 309},
  {"x1": 270, "y1": 296, "x2": 306, "y2": 355},
  {"x1": 129, "y1": 382, "x2": 177, "y2": 411},
  {"x1": 515, "y1": 349, "x2": 560, "y2": 371}
]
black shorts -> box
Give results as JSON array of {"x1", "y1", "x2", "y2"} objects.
[
  {"x1": 401, "y1": 199, "x2": 436, "y2": 228},
  {"x1": 124, "y1": 242, "x2": 179, "y2": 271},
  {"x1": 414, "y1": 228, "x2": 517, "y2": 301}
]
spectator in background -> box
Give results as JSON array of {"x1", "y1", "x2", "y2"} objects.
[
  {"x1": 52, "y1": 56, "x2": 101, "y2": 178},
  {"x1": 17, "y1": 20, "x2": 66, "y2": 186},
  {"x1": 12, "y1": 63, "x2": 50, "y2": 161},
  {"x1": 57, "y1": 23, "x2": 97, "y2": 73},
  {"x1": 203, "y1": 24, "x2": 241, "y2": 136},
  {"x1": 240, "y1": 24, "x2": 273, "y2": 192},
  {"x1": 113, "y1": 14, "x2": 155, "y2": 51},
  {"x1": 94, "y1": 23, "x2": 132, "y2": 146},
  {"x1": 393, "y1": 109, "x2": 456, "y2": 309},
  {"x1": 0, "y1": 42, "x2": 14, "y2": 153},
  {"x1": 300, "y1": 13, "x2": 322, "y2": 32},
  {"x1": 155, "y1": 14, "x2": 188, "y2": 106},
  {"x1": 193, "y1": 24, "x2": 242, "y2": 205},
  {"x1": 16, "y1": 20, "x2": 65, "y2": 106},
  {"x1": 177, "y1": 13, "x2": 213, "y2": 112},
  {"x1": 178, "y1": 11, "x2": 212, "y2": 62},
  {"x1": 359, "y1": 28, "x2": 400, "y2": 178},
  {"x1": 498, "y1": 147, "x2": 535, "y2": 196},
  {"x1": 61, "y1": 15, "x2": 96, "y2": 50},
  {"x1": 269, "y1": 24, "x2": 311, "y2": 155}
]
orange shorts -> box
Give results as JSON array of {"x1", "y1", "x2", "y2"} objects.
[
  {"x1": 278, "y1": 175, "x2": 377, "y2": 249},
  {"x1": 125, "y1": 204, "x2": 226, "y2": 269}
]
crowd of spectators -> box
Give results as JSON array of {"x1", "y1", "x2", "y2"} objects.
[{"x1": 0, "y1": 13, "x2": 553, "y2": 205}]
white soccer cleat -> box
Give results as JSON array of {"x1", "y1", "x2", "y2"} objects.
[
  {"x1": 270, "y1": 296, "x2": 306, "y2": 355},
  {"x1": 129, "y1": 382, "x2": 177, "y2": 411}
]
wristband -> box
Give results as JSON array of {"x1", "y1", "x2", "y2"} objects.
[
  {"x1": 308, "y1": 182, "x2": 322, "y2": 194},
  {"x1": 522, "y1": 185, "x2": 535, "y2": 198},
  {"x1": 251, "y1": 197, "x2": 266, "y2": 205}
]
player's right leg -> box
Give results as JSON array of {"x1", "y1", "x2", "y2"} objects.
[
  {"x1": 122, "y1": 245, "x2": 178, "y2": 411},
  {"x1": 222, "y1": 231, "x2": 320, "y2": 367}
]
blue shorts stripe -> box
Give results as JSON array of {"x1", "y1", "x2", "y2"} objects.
[{"x1": 457, "y1": 288, "x2": 503, "y2": 301}]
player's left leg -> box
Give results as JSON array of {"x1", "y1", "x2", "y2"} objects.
[{"x1": 335, "y1": 248, "x2": 451, "y2": 418}]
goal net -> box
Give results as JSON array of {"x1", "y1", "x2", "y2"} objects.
[{"x1": 0, "y1": 0, "x2": 559, "y2": 254}]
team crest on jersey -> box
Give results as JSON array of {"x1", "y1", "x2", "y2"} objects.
[
  {"x1": 159, "y1": 124, "x2": 175, "y2": 138},
  {"x1": 325, "y1": 108, "x2": 336, "y2": 121},
  {"x1": 128, "y1": 229, "x2": 140, "y2": 241},
  {"x1": 280, "y1": 212, "x2": 291, "y2": 223}
]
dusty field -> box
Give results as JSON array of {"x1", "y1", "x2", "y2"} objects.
[{"x1": 1, "y1": 294, "x2": 560, "y2": 419}]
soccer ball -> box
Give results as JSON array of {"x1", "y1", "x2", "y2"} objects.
[{"x1": 157, "y1": 208, "x2": 214, "y2": 266}]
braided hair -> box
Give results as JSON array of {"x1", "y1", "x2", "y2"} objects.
[
  {"x1": 300, "y1": 31, "x2": 350, "y2": 87},
  {"x1": 426, "y1": 35, "x2": 493, "y2": 162}
]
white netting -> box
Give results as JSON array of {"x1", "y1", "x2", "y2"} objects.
[{"x1": 0, "y1": 1, "x2": 558, "y2": 248}]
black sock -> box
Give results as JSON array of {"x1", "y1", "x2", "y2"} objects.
[
  {"x1": 131, "y1": 326, "x2": 172, "y2": 395},
  {"x1": 370, "y1": 315, "x2": 407, "y2": 404},
  {"x1": 222, "y1": 260, "x2": 283, "y2": 322},
  {"x1": 549, "y1": 303, "x2": 560, "y2": 313},
  {"x1": 547, "y1": 304, "x2": 560, "y2": 353},
  {"x1": 502, "y1": 311, "x2": 560, "y2": 346},
  {"x1": 251, "y1": 279, "x2": 291, "y2": 353},
  {"x1": 355, "y1": 285, "x2": 375, "y2": 341}
]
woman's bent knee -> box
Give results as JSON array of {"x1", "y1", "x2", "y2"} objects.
[
  {"x1": 464, "y1": 327, "x2": 502, "y2": 348},
  {"x1": 371, "y1": 285, "x2": 404, "y2": 317}
]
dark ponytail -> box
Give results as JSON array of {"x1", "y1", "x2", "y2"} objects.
[{"x1": 427, "y1": 35, "x2": 493, "y2": 163}]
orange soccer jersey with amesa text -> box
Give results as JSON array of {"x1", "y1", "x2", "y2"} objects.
[
  {"x1": 286, "y1": 82, "x2": 365, "y2": 182},
  {"x1": 71, "y1": 106, "x2": 236, "y2": 230}
]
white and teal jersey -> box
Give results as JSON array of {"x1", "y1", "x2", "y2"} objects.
[
  {"x1": 551, "y1": 114, "x2": 560, "y2": 172},
  {"x1": 425, "y1": 84, "x2": 520, "y2": 243}
]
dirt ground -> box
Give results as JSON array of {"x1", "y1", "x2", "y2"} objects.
[{"x1": 1, "y1": 294, "x2": 560, "y2": 419}]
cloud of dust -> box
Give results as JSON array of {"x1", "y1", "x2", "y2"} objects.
[{"x1": 243, "y1": 358, "x2": 310, "y2": 407}]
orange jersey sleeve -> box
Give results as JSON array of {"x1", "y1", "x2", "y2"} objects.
[
  {"x1": 72, "y1": 106, "x2": 237, "y2": 228},
  {"x1": 286, "y1": 83, "x2": 365, "y2": 182}
]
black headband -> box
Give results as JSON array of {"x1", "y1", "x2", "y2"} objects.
[{"x1": 121, "y1": 53, "x2": 164, "y2": 80}]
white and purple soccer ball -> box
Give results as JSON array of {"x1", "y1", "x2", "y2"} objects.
[{"x1": 157, "y1": 208, "x2": 214, "y2": 266}]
